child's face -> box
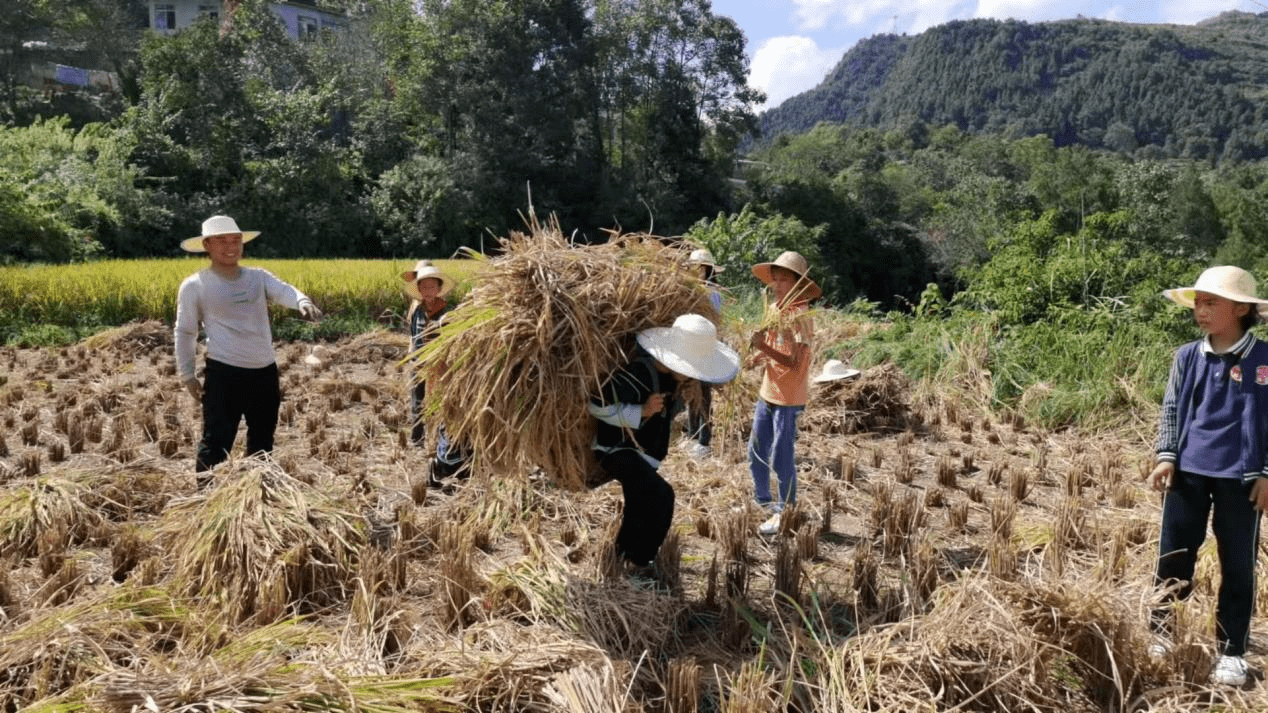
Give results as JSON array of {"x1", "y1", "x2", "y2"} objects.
[
  {"x1": 769, "y1": 266, "x2": 799, "y2": 301},
  {"x1": 417, "y1": 277, "x2": 442, "y2": 301},
  {"x1": 1192, "y1": 291, "x2": 1250, "y2": 339}
]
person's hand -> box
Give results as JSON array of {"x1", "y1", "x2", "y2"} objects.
[
  {"x1": 1146, "y1": 461, "x2": 1174, "y2": 492},
  {"x1": 299, "y1": 301, "x2": 322, "y2": 321},
  {"x1": 749, "y1": 330, "x2": 767, "y2": 350},
  {"x1": 184, "y1": 378, "x2": 202, "y2": 402},
  {"x1": 1250, "y1": 477, "x2": 1268, "y2": 512},
  {"x1": 642, "y1": 393, "x2": 666, "y2": 419}
]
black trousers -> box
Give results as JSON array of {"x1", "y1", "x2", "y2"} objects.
[
  {"x1": 685, "y1": 382, "x2": 713, "y2": 446},
  {"x1": 1153, "y1": 469, "x2": 1262, "y2": 656},
  {"x1": 598, "y1": 449, "x2": 675, "y2": 567},
  {"x1": 196, "y1": 359, "x2": 281, "y2": 472},
  {"x1": 410, "y1": 379, "x2": 427, "y2": 446}
]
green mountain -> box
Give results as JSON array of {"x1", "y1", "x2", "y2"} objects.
[{"x1": 757, "y1": 11, "x2": 1268, "y2": 161}]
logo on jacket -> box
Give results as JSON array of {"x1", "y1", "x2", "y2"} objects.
[
  {"x1": 1231, "y1": 365, "x2": 1243, "y2": 382},
  {"x1": 1257, "y1": 365, "x2": 1268, "y2": 385}
]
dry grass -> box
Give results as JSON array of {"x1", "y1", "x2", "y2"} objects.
[
  {"x1": 155, "y1": 456, "x2": 367, "y2": 623},
  {"x1": 0, "y1": 304, "x2": 1264, "y2": 712}
]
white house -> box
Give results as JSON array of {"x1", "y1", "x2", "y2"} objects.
[{"x1": 146, "y1": 1, "x2": 346, "y2": 39}]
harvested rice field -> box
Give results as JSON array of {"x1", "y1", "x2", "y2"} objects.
[{"x1": 0, "y1": 317, "x2": 1265, "y2": 713}]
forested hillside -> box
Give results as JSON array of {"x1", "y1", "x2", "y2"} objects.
[
  {"x1": 759, "y1": 11, "x2": 1268, "y2": 162},
  {"x1": 0, "y1": 0, "x2": 760, "y2": 263}
]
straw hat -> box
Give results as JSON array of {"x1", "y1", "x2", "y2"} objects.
[
  {"x1": 400, "y1": 260, "x2": 454, "y2": 301},
  {"x1": 1163, "y1": 266, "x2": 1268, "y2": 314},
  {"x1": 813, "y1": 359, "x2": 860, "y2": 383},
  {"x1": 181, "y1": 215, "x2": 260, "y2": 253},
  {"x1": 688, "y1": 248, "x2": 724, "y2": 272},
  {"x1": 752, "y1": 251, "x2": 821, "y2": 301},
  {"x1": 636, "y1": 314, "x2": 740, "y2": 384}
]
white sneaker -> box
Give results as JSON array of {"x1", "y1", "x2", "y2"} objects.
[
  {"x1": 687, "y1": 443, "x2": 710, "y2": 460},
  {"x1": 1211, "y1": 654, "x2": 1249, "y2": 687},
  {"x1": 758, "y1": 512, "x2": 782, "y2": 536},
  {"x1": 1146, "y1": 636, "x2": 1171, "y2": 660}
]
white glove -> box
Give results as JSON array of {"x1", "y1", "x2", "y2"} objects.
[{"x1": 299, "y1": 301, "x2": 322, "y2": 321}]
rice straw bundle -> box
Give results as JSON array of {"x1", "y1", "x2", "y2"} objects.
[
  {"x1": 416, "y1": 220, "x2": 717, "y2": 490},
  {"x1": 81, "y1": 320, "x2": 172, "y2": 358},
  {"x1": 0, "y1": 587, "x2": 194, "y2": 709},
  {"x1": 155, "y1": 457, "x2": 366, "y2": 622},
  {"x1": 0, "y1": 473, "x2": 112, "y2": 558},
  {"x1": 803, "y1": 363, "x2": 912, "y2": 435}
]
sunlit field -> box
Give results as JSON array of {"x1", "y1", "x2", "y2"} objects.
[{"x1": 0, "y1": 258, "x2": 482, "y2": 344}]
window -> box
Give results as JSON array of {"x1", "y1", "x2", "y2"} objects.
[
  {"x1": 297, "y1": 15, "x2": 319, "y2": 40},
  {"x1": 154, "y1": 4, "x2": 176, "y2": 30},
  {"x1": 198, "y1": 5, "x2": 219, "y2": 22}
]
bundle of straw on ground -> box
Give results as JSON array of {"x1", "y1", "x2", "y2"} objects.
[
  {"x1": 808, "y1": 573, "x2": 1163, "y2": 712},
  {"x1": 0, "y1": 473, "x2": 116, "y2": 558},
  {"x1": 80, "y1": 320, "x2": 173, "y2": 359},
  {"x1": 803, "y1": 363, "x2": 912, "y2": 435},
  {"x1": 0, "y1": 586, "x2": 196, "y2": 709},
  {"x1": 154, "y1": 456, "x2": 367, "y2": 623},
  {"x1": 416, "y1": 222, "x2": 717, "y2": 490}
]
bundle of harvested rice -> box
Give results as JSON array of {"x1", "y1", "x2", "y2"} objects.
[
  {"x1": 803, "y1": 363, "x2": 911, "y2": 434},
  {"x1": 82, "y1": 320, "x2": 172, "y2": 358},
  {"x1": 325, "y1": 330, "x2": 411, "y2": 365},
  {"x1": 0, "y1": 587, "x2": 194, "y2": 709},
  {"x1": 814, "y1": 572, "x2": 1158, "y2": 712},
  {"x1": 416, "y1": 220, "x2": 717, "y2": 490},
  {"x1": 155, "y1": 457, "x2": 367, "y2": 623},
  {"x1": 0, "y1": 473, "x2": 114, "y2": 558}
]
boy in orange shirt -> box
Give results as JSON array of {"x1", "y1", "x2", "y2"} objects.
[{"x1": 746, "y1": 251, "x2": 819, "y2": 535}]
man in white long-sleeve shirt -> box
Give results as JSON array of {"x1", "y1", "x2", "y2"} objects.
[{"x1": 174, "y1": 215, "x2": 322, "y2": 482}]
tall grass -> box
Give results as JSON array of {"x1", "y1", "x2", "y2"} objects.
[
  {"x1": 0, "y1": 258, "x2": 481, "y2": 345},
  {"x1": 845, "y1": 306, "x2": 1180, "y2": 432}
]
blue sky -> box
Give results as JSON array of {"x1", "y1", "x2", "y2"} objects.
[{"x1": 708, "y1": 0, "x2": 1260, "y2": 111}]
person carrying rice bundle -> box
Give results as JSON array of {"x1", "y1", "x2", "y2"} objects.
[
  {"x1": 590, "y1": 314, "x2": 739, "y2": 574},
  {"x1": 413, "y1": 222, "x2": 719, "y2": 493}
]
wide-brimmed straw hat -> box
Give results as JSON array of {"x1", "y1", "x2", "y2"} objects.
[
  {"x1": 181, "y1": 215, "x2": 260, "y2": 253},
  {"x1": 636, "y1": 313, "x2": 740, "y2": 384},
  {"x1": 1163, "y1": 265, "x2": 1268, "y2": 315},
  {"x1": 688, "y1": 248, "x2": 724, "y2": 273},
  {"x1": 400, "y1": 260, "x2": 454, "y2": 301},
  {"x1": 752, "y1": 251, "x2": 821, "y2": 301},
  {"x1": 813, "y1": 359, "x2": 861, "y2": 383}
]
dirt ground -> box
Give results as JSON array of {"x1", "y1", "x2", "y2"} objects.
[{"x1": 1, "y1": 324, "x2": 1266, "y2": 711}]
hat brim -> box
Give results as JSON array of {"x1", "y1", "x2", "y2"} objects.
[
  {"x1": 751, "y1": 263, "x2": 822, "y2": 301},
  {"x1": 402, "y1": 271, "x2": 454, "y2": 301},
  {"x1": 636, "y1": 330, "x2": 740, "y2": 384},
  {"x1": 181, "y1": 231, "x2": 260, "y2": 253},
  {"x1": 1163, "y1": 287, "x2": 1268, "y2": 313},
  {"x1": 814, "y1": 368, "x2": 860, "y2": 383}
]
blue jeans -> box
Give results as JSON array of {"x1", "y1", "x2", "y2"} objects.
[
  {"x1": 748, "y1": 399, "x2": 802, "y2": 510},
  {"x1": 1153, "y1": 469, "x2": 1262, "y2": 656}
]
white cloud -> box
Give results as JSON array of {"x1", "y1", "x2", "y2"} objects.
[
  {"x1": 972, "y1": 0, "x2": 1077, "y2": 21},
  {"x1": 1158, "y1": 0, "x2": 1241, "y2": 26},
  {"x1": 750, "y1": 35, "x2": 846, "y2": 109}
]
